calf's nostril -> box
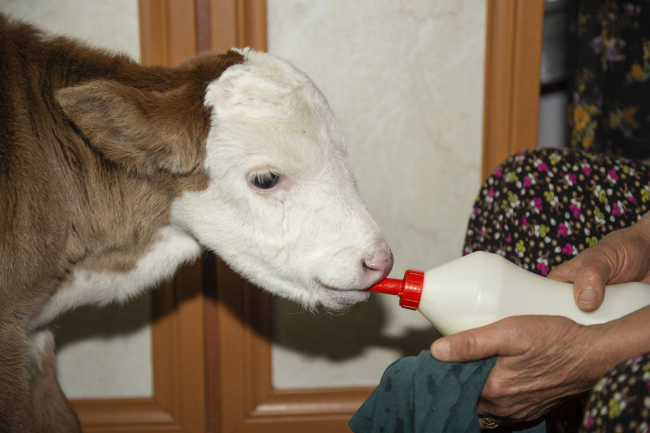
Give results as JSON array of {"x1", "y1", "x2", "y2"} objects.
[
  {"x1": 362, "y1": 252, "x2": 394, "y2": 286},
  {"x1": 364, "y1": 259, "x2": 386, "y2": 272}
]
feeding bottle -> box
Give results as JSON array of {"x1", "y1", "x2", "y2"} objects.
[{"x1": 370, "y1": 251, "x2": 650, "y2": 336}]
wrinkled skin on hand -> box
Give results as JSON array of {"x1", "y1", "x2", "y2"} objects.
[
  {"x1": 432, "y1": 316, "x2": 605, "y2": 424},
  {"x1": 431, "y1": 212, "x2": 650, "y2": 427}
]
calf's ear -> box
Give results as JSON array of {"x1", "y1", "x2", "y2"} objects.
[{"x1": 57, "y1": 80, "x2": 209, "y2": 175}]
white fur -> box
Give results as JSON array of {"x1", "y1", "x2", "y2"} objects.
[
  {"x1": 171, "y1": 48, "x2": 391, "y2": 311},
  {"x1": 34, "y1": 226, "x2": 200, "y2": 328},
  {"x1": 28, "y1": 329, "x2": 55, "y2": 372}
]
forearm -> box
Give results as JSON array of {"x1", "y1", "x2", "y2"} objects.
[{"x1": 587, "y1": 304, "x2": 650, "y2": 375}]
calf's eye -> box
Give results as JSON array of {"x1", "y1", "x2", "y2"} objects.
[{"x1": 249, "y1": 171, "x2": 280, "y2": 189}]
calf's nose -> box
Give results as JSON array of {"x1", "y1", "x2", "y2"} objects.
[{"x1": 361, "y1": 251, "x2": 394, "y2": 288}]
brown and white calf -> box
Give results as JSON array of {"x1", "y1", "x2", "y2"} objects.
[{"x1": 0, "y1": 14, "x2": 393, "y2": 432}]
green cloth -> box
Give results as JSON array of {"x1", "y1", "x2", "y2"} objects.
[{"x1": 349, "y1": 351, "x2": 546, "y2": 433}]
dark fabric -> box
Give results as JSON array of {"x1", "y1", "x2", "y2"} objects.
[
  {"x1": 580, "y1": 351, "x2": 650, "y2": 432},
  {"x1": 464, "y1": 148, "x2": 650, "y2": 432},
  {"x1": 349, "y1": 351, "x2": 546, "y2": 433},
  {"x1": 464, "y1": 148, "x2": 650, "y2": 275},
  {"x1": 567, "y1": 0, "x2": 650, "y2": 158}
]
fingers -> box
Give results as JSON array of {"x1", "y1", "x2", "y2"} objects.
[
  {"x1": 572, "y1": 263, "x2": 607, "y2": 312},
  {"x1": 548, "y1": 249, "x2": 609, "y2": 312},
  {"x1": 431, "y1": 320, "x2": 524, "y2": 362},
  {"x1": 431, "y1": 330, "x2": 488, "y2": 362},
  {"x1": 566, "y1": 247, "x2": 612, "y2": 312}
]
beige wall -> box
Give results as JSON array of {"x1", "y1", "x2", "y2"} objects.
[
  {"x1": 268, "y1": 0, "x2": 487, "y2": 389},
  {"x1": 0, "y1": 0, "x2": 152, "y2": 399},
  {"x1": 0, "y1": 0, "x2": 140, "y2": 59}
]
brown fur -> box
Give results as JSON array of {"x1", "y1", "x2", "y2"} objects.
[{"x1": 0, "y1": 14, "x2": 242, "y2": 432}]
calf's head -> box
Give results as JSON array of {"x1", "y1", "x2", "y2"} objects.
[{"x1": 58, "y1": 48, "x2": 393, "y2": 311}]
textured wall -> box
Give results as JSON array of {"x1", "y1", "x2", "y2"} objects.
[
  {"x1": 0, "y1": 0, "x2": 140, "y2": 59},
  {"x1": 0, "y1": 0, "x2": 152, "y2": 398},
  {"x1": 268, "y1": 0, "x2": 487, "y2": 389}
]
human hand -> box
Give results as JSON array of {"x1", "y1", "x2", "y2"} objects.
[
  {"x1": 548, "y1": 212, "x2": 650, "y2": 312},
  {"x1": 430, "y1": 315, "x2": 607, "y2": 425}
]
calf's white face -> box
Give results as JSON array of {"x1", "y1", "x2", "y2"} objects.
[{"x1": 171, "y1": 49, "x2": 393, "y2": 310}]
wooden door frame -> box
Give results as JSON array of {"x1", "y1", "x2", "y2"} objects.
[
  {"x1": 70, "y1": 1, "x2": 207, "y2": 432},
  {"x1": 482, "y1": 0, "x2": 545, "y2": 180},
  {"x1": 208, "y1": 1, "x2": 545, "y2": 433}
]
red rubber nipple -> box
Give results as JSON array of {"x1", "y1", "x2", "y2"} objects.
[{"x1": 369, "y1": 270, "x2": 425, "y2": 310}]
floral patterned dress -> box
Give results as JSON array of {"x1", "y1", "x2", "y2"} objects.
[{"x1": 464, "y1": 148, "x2": 650, "y2": 432}]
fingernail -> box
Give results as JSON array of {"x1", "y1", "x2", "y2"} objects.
[
  {"x1": 432, "y1": 340, "x2": 451, "y2": 361},
  {"x1": 578, "y1": 289, "x2": 598, "y2": 304}
]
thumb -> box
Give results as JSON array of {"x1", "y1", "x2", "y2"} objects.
[
  {"x1": 573, "y1": 263, "x2": 607, "y2": 312},
  {"x1": 431, "y1": 321, "x2": 522, "y2": 362},
  {"x1": 547, "y1": 255, "x2": 583, "y2": 283}
]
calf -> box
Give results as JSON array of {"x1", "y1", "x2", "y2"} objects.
[{"x1": 0, "y1": 14, "x2": 393, "y2": 432}]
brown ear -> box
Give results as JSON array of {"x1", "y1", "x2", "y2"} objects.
[{"x1": 57, "y1": 80, "x2": 209, "y2": 175}]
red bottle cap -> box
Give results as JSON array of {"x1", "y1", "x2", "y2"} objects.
[{"x1": 369, "y1": 270, "x2": 424, "y2": 310}]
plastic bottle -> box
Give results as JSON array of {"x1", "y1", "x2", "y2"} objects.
[{"x1": 370, "y1": 251, "x2": 650, "y2": 336}]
